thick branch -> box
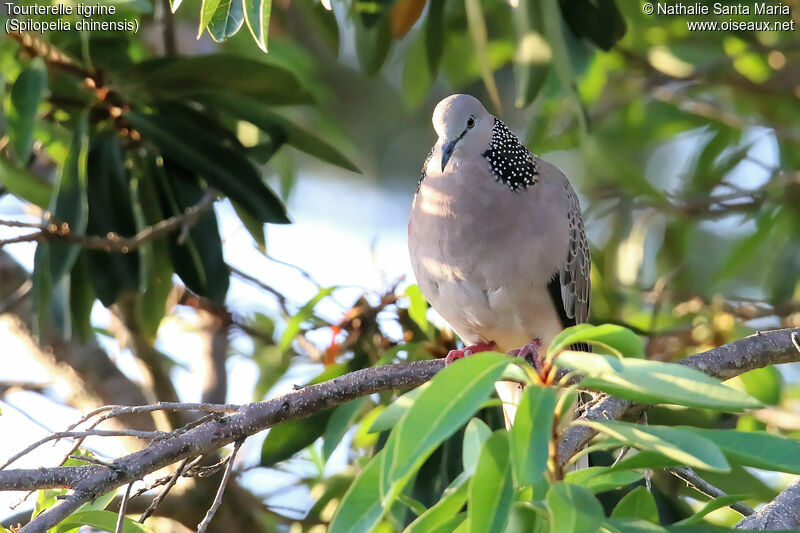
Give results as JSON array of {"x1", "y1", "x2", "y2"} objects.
[
  {"x1": 557, "y1": 328, "x2": 800, "y2": 466},
  {"x1": 5, "y1": 328, "x2": 799, "y2": 532},
  {"x1": 12, "y1": 360, "x2": 445, "y2": 532},
  {"x1": 735, "y1": 477, "x2": 800, "y2": 530}
]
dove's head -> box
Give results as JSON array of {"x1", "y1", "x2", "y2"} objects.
[{"x1": 433, "y1": 94, "x2": 494, "y2": 171}]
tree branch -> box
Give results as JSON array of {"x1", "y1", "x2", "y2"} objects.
[
  {"x1": 557, "y1": 328, "x2": 800, "y2": 466},
  {"x1": 735, "y1": 477, "x2": 800, "y2": 530},
  {"x1": 4, "y1": 328, "x2": 799, "y2": 532}
]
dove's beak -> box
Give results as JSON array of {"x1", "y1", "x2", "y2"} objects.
[{"x1": 441, "y1": 139, "x2": 457, "y2": 171}]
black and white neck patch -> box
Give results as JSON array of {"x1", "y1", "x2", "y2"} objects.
[
  {"x1": 417, "y1": 146, "x2": 435, "y2": 191},
  {"x1": 482, "y1": 117, "x2": 538, "y2": 191}
]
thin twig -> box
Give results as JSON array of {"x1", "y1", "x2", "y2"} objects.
[
  {"x1": 0, "y1": 191, "x2": 216, "y2": 251},
  {"x1": 196, "y1": 440, "x2": 242, "y2": 533},
  {"x1": 0, "y1": 429, "x2": 166, "y2": 470},
  {"x1": 668, "y1": 466, "x2": 755, "y2": 516},
  {"x1": 230, "y1": 265, "x2": 291, "y2": 315},
  {"x1": 138, "y1": 457, "x2": 193, "y2": 523},
  {"x1": 115, "y1": 483, "x2": 132, "y2": 533}
]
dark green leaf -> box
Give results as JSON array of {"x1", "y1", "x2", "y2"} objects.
[
  {"x1": 468, "y1": 431, "x2": 513, "y2": 533},
  {"x1": 611, "y1": 487, "x2": 659, "y2": 523},
  {"x1": 510, "y1": 385, "x2": 556, "y2": 487},
  {"x1": 69, "y1": 253, "x2": 95, "y2": 342},
  {"x1": 505, "y1": 502, "x2": 545, "y2": 533},
  {"x1": 85, "y1": 134, "x2": 139, "y2": 306},
  {"x1": 545, "y1": 482, "x2": 604, "y2": 533},
  {"x1": 243, "y1": 0, "x2": 272, "y2": 52},
  {"x1": 260, "y1": 409, "x2": 332, "y2": 467},
  {"x1": 199, "y1": 0, "x2": 222, "y2": 36},
  {"x1": 8, "y1": 59, "x2": 47, "y2": 163},
  {"x1": 606, "y1": 518, "x2": 667, "y2": 532},
  {"x1": 128, "y1": 111, "x2": 289, "y2": 224},
  {"x1": 131, "y1": 172, "x2": 173, "y2": 341},
  {"x1": 555, "y1": 351, "x2": 761, "y2": 411},
  {"x1": 49, "y1": 111, "x2": 89, "y2": 285},
  {"x1": 558, "y1": 0, "x2": 626, "y2": 51},
  {"x1": 152, "y1": 159, "x2": 230, "y2": 304},
  {"x1": 124, "y1": 55, "x2": 312, "y2": 106},
  {"x1": 192, "y1": 92, "x2": 360, "y2": 173},
  {"x1": 464, "y1": 0, "x2": 501, "y2": 113},
  {"x1": 207, "y1": 0, "x2": 245, "y2": 41}
]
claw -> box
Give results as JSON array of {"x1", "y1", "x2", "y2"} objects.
[
  {"x1": 509, "y1": 338, "x2": 543, "y2": 372},
  {"x1": 445, "y1": 341, "x2": 496, "y2": 365}
]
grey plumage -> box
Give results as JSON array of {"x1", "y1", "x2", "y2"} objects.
[{"x1": 408, "y1": 94, "x2": 590, "y2": 425}]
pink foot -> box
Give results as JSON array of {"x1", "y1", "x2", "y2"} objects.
[
  {"x1": 445, "y1": 341, "x2": 497, "y2": 365},
  {"x1": 508, "y1": 338, "x2": 544, "y2": 372}
]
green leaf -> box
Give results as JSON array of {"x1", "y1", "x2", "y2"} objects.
[
  {"x1": 545, "y1": 482, "x2": 604, "y2": 533},
  {"x1": 611, "y1": 487, "x2": 659, "y2": 523},
  {"x1": 462, "y1": 417, "x2": 492, "y2": 473},
  {"x1": 402, "y1": 27, "x2": 436, "y2": 109},
  {"x1": 564, "y1": 467, "x2": 643, "y2": 493},
  {"x1": 733, "y1": 366, "x2": 782, "y2": 405},
  {"x1": 329, "y1": 450, "x2": 385, "y2": 533},
  {"x1": 85, "y1": 134, "x2": 139, "y2": 307},
  {"x1": 131, "y1": 172, "x2": 173, "y2": 341},
  {"x1": 8, "y1": 59, "x2": 47, "y2": 163},
  {"x1": 369, "y1": 384, "x2": 428, "y2": 433},
  {"x1": 584, "y1": 421, "x2": 730, "y2": 472},
  {"x1": 193, "y1": 92, "x2": 360, "y2": 173},
  {"x1": 354, "y1": 14, "x2": 392, "y2": 76},
  {"x1": 279, "y1": 287, "x2": 335, "y2": 353},
  {"x1": 464, "y1": 0, "x2": 501, "y2": 113},
  {"x1": 558, "y1": 0, "x2": 626, "y2": 51},
  {"x1": 510, "y1": 385, "x2": 556, "y2": 487},
  {"x1": 512, "y1": 0, "x2": 551, "y2": 108},
  {"x1": 505, "y1": 502, "x2": 545, "y2": 533},
  {"x1": 548, "y1": 324, "x2": 644, "y2": 358},
  {"x1": 682, "y1": 427, "x2": 800, "y2": 474},
  {"x1": 127, "y1": 111, "x2": 289, "y2": 224},
  {"x1": 382, "y1": 353, "x2": 514, "y2": 496},
  {"x1": 403, "y1": 285, "x2": 432, "y2": 338},
  {"x1": 0, "y1": 153, "x2": 52, "y2": 208},
  {"x1": 468, "y1": 430, "x2": 513, "y2": 533},
  {"x1": 152, "y1": 159, "x2": 230, "y2": 304},
  {"x1": 33, "y1": 488, "x2": 67, "y2": 518},
  {"x1": 124, "y1": 55, "x2": 312, "y2": 106},
  {"x1": 260, "y1": 409, "x2": 332, "y2": 467},
  {"x1": 674, "y1": 494, "x2": 751, "y2": 526},
  {"x1": 52, "y1": 510, "x2": 154, "y2": 533},
  {"x1": 69, "y1": 253, "x2": 95, "y2": 342},
  {"x1": 243, "y1": 0, "x2": 272, "y2": 52},
  {"x1": 606, "y1": 518, "x2": 666, "y2": 532},
  {"x1": 554, "y1": 352, "x2": 761, "y2": 411},
  {"x1": 49, "y1": 111, "x2": 89, "y2": 285},
  {"x1": 323, "y1": 398, "x2": 366, "y2": 462},
  {"x1": 404, "y1": 473, "x2": 470, "y2": 533},
  {"x1": 199, "y1": 0, "x2": 222, "y2": 36},
  {"x1": 207, "y1": 0, "x2": 245, "y2": 41}
]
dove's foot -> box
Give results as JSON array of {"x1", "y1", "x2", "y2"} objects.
[
  {"x1": 445, "y1": 341, "x2": 497, "y2": 365},
  {"x1": 508, "y1": 337, "x2": 544, "y2": 373}
]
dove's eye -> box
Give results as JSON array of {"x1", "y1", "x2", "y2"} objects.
[{"x1": 466, "y1": 116, "x2": 475, "y2": 129}]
